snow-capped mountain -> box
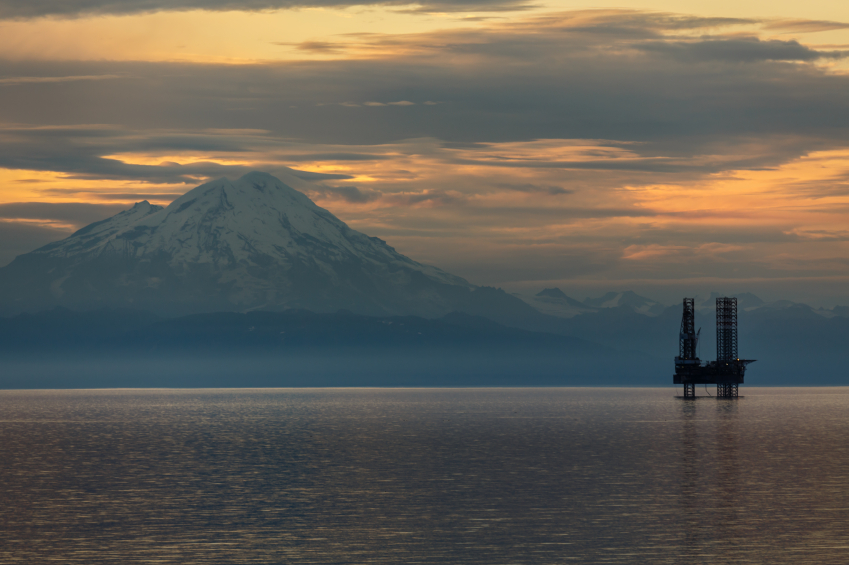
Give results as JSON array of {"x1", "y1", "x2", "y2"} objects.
[
  {"x1": 0, "y1": 171, "x2": 482, "y2": 316},
  {"x1": 516, "y1": 288, "x2": 596, "y2": 318},
  {"x1": 696, "y1": 292, "x2": 765, "y2": 311},
  {"x1": 583, "y1": 291, "x2": 666, "y2": 316}
]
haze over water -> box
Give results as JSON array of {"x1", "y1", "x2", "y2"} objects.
[{"x1": 1, "y1": 388, "x2": 847, "y2": 564}]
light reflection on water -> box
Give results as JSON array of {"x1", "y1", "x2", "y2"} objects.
[{"x1": 1, "y1": 388, "x2": 848, "y2": 564}]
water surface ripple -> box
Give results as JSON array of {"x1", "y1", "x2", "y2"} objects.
[{"x1": 1, "y1": 388, "x2": 847, "y2": 563}]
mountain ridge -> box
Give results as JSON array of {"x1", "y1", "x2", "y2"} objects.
[
  {"x1": 3, "y1": 298, "x2": 849, "y2": 386},
  {"x1": 0, "y1": 307, "x2": 660, "y2": 388}
]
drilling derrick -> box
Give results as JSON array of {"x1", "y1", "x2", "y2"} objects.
[
  {"x1": 680, "y1": 298, "x2": 698, "y2": 361},
  {"x1": 673, "y1": 296, "x2": 755, "y2": 399},
  {"x1": 716, "y1": 297, "x2": 737, "y2": 363},
  {"x1": 715, "y1": 297, "x2": 740, "y2": 397},
  {"x1": 675, "y1": 298, "x2": 700, "y2": 398}
]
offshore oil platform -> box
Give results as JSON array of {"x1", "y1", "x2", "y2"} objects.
[{"x1": 674, "y1": 297, "x2": 755, "y2": 399}]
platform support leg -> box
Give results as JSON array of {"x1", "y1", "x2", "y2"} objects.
[
  {"x1": 683, "y1": 383, "x2": 696, "y2": 399},
  {"x1": 716, "y1": 383, "x2": 739, "y2": 398}
]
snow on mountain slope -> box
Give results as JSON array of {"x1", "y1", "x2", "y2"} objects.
[
  {"x1": 0, "y1": 172, "x2": 474, "y2": 316},
  {"x1": 40, "y1": 172, "x2": 463, "y2": 286},
  {"x1": 583, "y1": 291, "x2": 666, "y2": 316},
  {"x1": 515, "y1": 288, "x2": 596, "y2": 318},
  {"x1": 38, "y1": 200, "x2": 164, "y2": 258}
]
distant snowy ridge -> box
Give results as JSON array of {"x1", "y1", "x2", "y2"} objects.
[{"x1": 517, "y1": 288, "x2": 666, "y2": 318}]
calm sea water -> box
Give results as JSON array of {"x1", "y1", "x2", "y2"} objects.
[{"x1": 1, "y1": 387, "x2": 848, "y2": 564}]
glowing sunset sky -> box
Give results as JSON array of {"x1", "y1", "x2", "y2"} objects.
[{"x1": 1, "y1": 0, "x2": 849, "y2": 304}]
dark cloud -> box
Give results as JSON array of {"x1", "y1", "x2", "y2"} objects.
[
  {"x1": 311, "y1": 185, "x2": 382, "y2": 203},
  {"x1": 763, "y1": 19, "x2": 849, "y2": 33},
  {"x1": 457, "y1": 205, "x2": 656, "y2": 219},
  {"x1": 282, "y1": 41, "x2": 348, "y2": 54},
  {"x1": 0, "y1": 202, "x2": 129, "y2": 225},
  {"x1": 36, "y1": 190, "x2": 184, "y2": 201},
  {"x1": 620, "y1": 224, "x2": 801, "y2": 246},
  {"x1": 283, "y1": 153, "x2": 390, "y2": 161},
  {"x1": 586, "y1": 12, "x2": 755, "y2": 31},
  {"x1": 389, "y1": 191, "x2": 466, "y2": 206},
  {"x1": 639, "y1": 38, "x2": 848, "y2": 63},
  {"x1": 0, "y1": 74, "x2": 125, "y2": 85},
  {"x1": 0, "y1": 123, "x2": 355, "y2": 183},
  {"x1": 451, "y1": 157, "x2": 703, "y2": 173},
  {"x1": 0, "y1": 0, "x2": 535, "y2": 20},
  {"x1": 288, "y1": 169, "x2": 354, "y2": 180},
  {"x1": 497, "y1": 183, "x2": 573, "y2": 195}
]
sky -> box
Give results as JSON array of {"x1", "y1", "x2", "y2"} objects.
[{"x1": 1, "y1": 0, "x2": 849, "y2": 306}]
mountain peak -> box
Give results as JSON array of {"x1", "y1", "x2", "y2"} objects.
[
  {"x1": 583, "y1": 291, "x2": 665, "y2": 315},
  {"x1": 698, "y1": 292, "x2": 765, "y2": 309},
  {"x1": 0, "y1": 172, "x2": 478, "y2": 317},
  {"x1": 536, "y1": 287, "x2": 567, "y2": 299}
]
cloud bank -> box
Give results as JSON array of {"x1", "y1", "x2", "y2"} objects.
[{"x1": 0, "y1": 0, "x2": 536, "y2": 19}]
